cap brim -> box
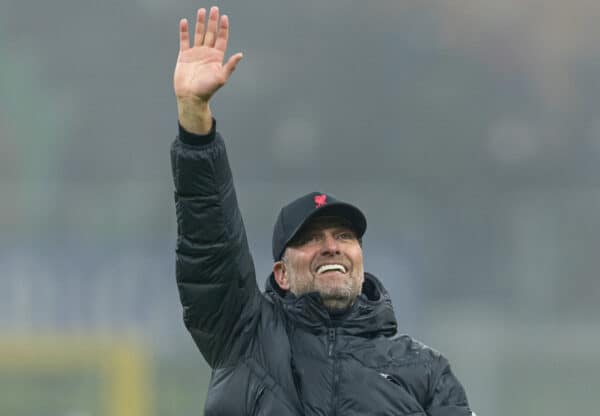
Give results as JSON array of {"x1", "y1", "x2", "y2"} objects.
[{"x1": 281, "y1": 202, "x2": 367, "y2": 254}]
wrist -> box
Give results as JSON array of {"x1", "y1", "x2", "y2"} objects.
[{"x1": 177, "y1": 98, "x2": 213, "y2": 135}]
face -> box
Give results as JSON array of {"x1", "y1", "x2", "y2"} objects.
[{"x1": 273, "y1": 216, "x2": 365, "y2": 312}]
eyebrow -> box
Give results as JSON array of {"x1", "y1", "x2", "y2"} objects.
[{"x1": 288, "y1": 223, "x2": 361, "y2": 248}]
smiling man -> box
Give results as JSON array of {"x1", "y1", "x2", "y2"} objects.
[
  {"x1": 171, "y1": 6, "x2": 474, "y2": 416},
  {"x1": 271, "y1": 201, "x2": 366, "y2": 313}
]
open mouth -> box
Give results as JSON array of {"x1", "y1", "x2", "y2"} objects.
[{"x1": 316, "y1": 264, "x2": 347, "y2": 274}]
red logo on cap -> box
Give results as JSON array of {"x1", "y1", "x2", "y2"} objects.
[{"x1": 314, "y1": 194, "x2": 327, "y2": 208}]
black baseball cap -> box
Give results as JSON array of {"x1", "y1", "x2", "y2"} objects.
[{"x1": 272, "y1": 192, "x2": 367, "y2": 261}]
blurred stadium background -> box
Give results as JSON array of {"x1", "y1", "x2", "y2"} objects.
[{"x1": 2, "y1": 0, "x2": 600, "y2": 414}]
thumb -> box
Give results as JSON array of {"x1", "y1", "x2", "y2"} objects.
[{"x1": 223, "y1": 52, "x2": 243, "y2": 79}]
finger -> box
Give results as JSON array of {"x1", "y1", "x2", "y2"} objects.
[
  {"x1": 193, "y1": 8, "x2": 206, "y2": 47},
  {"x1": 222, "y1": 52, "x2": 243, "y2": 79},
  {"x1": 179, "y1": 18, "x2": 190, "y2": 51},
  {"x1": 203, "y1": 6, "x2": 219, "y2": 47},
  {"x1": 215, "y1": 15, "x2": 229, "y2": 53}
]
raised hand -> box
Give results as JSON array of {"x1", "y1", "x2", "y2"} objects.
[{"x1": 174, "y1": 6, "x2": 243, "y2": 134}]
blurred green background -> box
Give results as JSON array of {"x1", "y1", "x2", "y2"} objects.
[{"x1": 2, "y1": 0, "x2": 600, "y2": 414}]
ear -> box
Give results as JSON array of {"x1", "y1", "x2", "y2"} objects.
[{"x1": 272, "y1": 261, "x2": 290, "y2": 291}]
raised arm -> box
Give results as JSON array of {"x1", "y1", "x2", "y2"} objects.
[{"x1": 171, "y1": 6, "x2": 256, "y2": 368}]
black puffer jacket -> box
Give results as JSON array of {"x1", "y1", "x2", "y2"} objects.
[{"x1": 171, "y1": 123, "x2": 473, "y2": 416}]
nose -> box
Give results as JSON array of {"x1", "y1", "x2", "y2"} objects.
[{"x1": 320, "y1": 233, "x2": 340, "y2": 256}]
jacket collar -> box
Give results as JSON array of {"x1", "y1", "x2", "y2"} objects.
[{"x1": 265, "y1": 272, "x2": 398, "y2": 337}]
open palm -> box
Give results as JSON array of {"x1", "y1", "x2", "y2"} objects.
[{"x1": 174, "y1": 7, "x2": 243, "y2": 102}]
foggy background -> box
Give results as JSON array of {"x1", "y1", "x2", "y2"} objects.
[{"x1": 1, "y1": 0, "x2": 599, "y2": 414}]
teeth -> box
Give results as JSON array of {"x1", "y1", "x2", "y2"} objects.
[{"x1": 317, "y1": 264, "x2": 346, "y2": 274}]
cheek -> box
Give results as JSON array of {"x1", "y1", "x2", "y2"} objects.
[
  {"x1": 288, "y1": 251, "x2": 315, "y2": 272},
  {"x1": 352, "y1": 249, "x2": 364, "y2": 269},
  {"x1": 351, "y1": 250, "x2": 365, "y2": 282},
  {"x1": 286, "y1": 265, "x2": 315, "y2": 295},
  {"x1": 286, "y1": 255, "x2": 314, "y2": 284}
]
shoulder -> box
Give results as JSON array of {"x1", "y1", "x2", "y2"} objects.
[{"x1": 387, "y1": 334, "x2": 443, "y2": 364}]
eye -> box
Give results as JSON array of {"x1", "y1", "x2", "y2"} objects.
[
  {"x1": 307, "y1": 234, "x2": 322, "y2": 243},
  {"x1": 337, "y1": 231, "x2": 356, "y2": 241},
  {"x1": 294, "y1": 233, "x2": 320, "y2": 246}
]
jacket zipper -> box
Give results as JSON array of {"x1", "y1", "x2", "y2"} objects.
[
  {"x1": 328, "y1": 328, "x2": 336, "y2": 357},
  {"x1": 328, "y1": 327, "x2": 338, "y2": 415}
]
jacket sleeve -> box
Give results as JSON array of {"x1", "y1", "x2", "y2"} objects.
[
  {"x1": 425, "y1": 356, "x2": 474, "y2": 416},
  {"x1": 170, "y1": 122, "x2": 259, "y2": 368}
]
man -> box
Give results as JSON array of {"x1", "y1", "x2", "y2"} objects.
[{"x1": 172, "y1": 6, "x2": 474, "y2": 415}]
